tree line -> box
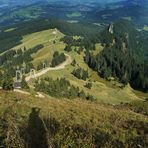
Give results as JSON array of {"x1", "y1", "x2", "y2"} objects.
[
  {"x1": 0, "y1": 71, "x2": 29, "y2": 90},
  {"x1": 0, "y1": 44, "x2": 43, "y2": 77},
  {"x1": 62, "y1": 35, "x2": 96, "y2": 52},
  {"x1": 84, "y1": 21, "x2": 148, "y2": 92},
  {"x1": 51, "y1": 51, "x2": 66, "y2": 67},
  {"x1": 35, "y1": 77, "x2": 94, "y2": 100},
  {"x1": 72, "y1": 68, "x2": 89, "y2": 81}
]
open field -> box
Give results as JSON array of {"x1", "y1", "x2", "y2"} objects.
[
  {"x1": 12, "y1": 29, "x2": 64, "y2": 50},
  {"x1": 32, "y1": 41, "x2": 65, "y2": 68},
  {"x1": 143, "y1": 25, "x2": 148, "y2": 31},
  {"x1": 121, "y1": 17, "x2": 132, "y2": 21},
  {"x1": 67, "y1": 20, "x2": 79, "y2": 23},
  {"x1": 67, "y1": 12, "x2": 82, "y2": 18},
  {"x1": 4, "y1": 27, "x2": 16, "y2": 32},
  {"x1": 11, "y1": 29, "x2": 64, "y2": 68}
]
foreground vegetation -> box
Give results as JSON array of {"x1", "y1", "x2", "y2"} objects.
[{"x1": 0, "y1": 90, "x2": 147, "y2": 147}]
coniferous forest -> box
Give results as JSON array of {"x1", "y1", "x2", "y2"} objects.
[{"x1": 84, "y1": 21, "x2": 148, "y2": 92}]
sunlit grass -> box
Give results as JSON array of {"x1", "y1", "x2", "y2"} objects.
[
  {"x1": 143, "y1": 25, "x2": 148, "y2": 31},
  {"x1": 67, "y1": 12, "x2": 82, "y2": 18}
]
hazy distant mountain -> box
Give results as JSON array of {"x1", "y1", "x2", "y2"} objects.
[
  {"x1": 0, "y1": 0, "x2": 126, "y2": 6},
  {"x1": 0, "y1": 0, "x2": 41, "y2": 6},
  {"x1": 1, "y1": 0, "x2": 148, "y2": 7},
  {"x1": 0, "y1": 0, "x2": 147, "y2": 27}
]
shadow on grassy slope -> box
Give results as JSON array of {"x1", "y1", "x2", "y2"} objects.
[{"x1": 27, "y1": 107, "x2": 48, "y2": 148}]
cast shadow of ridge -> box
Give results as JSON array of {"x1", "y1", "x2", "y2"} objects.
[{"x1": 27, "y1": 107, "x2": 48, "y2": 148}]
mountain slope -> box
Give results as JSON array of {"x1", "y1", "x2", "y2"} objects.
[
  {"x1": 85, "y1": 0, "x2": 148, "y2": 26},
  {"x1": 0, "y1": 19, "x2": 147, "y2": 103},
  {"x1": 0, "y1": 90, "x2": 147, "y2": 147},
  {"x1": 0, "y1": 0, "x2": 41, "y2": 6},
  {"x1": 4, "y1": 22, "x2": 148, "y2": 102},
  {"x1": 85, "y1": 20, "x2": 148, "y2": 92}
]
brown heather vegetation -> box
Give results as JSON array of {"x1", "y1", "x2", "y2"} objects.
[{"x1": 0, "y1": 90, "x2": 147, "y2": 147}]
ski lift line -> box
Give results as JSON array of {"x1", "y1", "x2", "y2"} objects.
[
  {"x1": 25, "y1": 54, "x2": 72, "y2": 82},
  {"x1": 15, "y1": 70, "x2": 22, "y2": 82},
  {"x1": 30, "y1": 69, "x2": 36, "y2": 79},
  {"x1": 43, "y1": 63, "x2": 46, "y2": 69}
]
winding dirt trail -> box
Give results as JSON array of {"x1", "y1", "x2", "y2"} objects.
[{"x1": 25, "y1": 54, "x2": 72, "y2": 82}]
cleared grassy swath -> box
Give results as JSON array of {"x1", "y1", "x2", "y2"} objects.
[
  {"x1": 67, "y1": 12, "x2": 82, "y2": 18},
  {"x1": 12, "y1": 29, "x2": 64, "y2": 68},
  {"x1": 12, "y1": 29, "x2": 64, "y2": 50},
  {"x1": 4, "y1": 27, "x2": 16, "y2": 32},
  {"x1": 143, "y1": 25, "x2": 148, "y2": 31}
]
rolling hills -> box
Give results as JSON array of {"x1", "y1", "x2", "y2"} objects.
[{"x1": 0, "y1": 0, "x2": 148, "y2": 28}]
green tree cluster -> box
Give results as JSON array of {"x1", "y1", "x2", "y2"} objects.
[
  {"x1": 72, "y1": 68, "x2": 89, "y2": 81},
  {"x1": 51, "y1": 51, "x2": 66, "y2": 67},
  {"x1": 84, "y1": 82, "x2": 92, "y2": 89},
  {"x1": 0, "y1": 45, "x2": 43, "y2": 76},
  {"x1": 21, "y1": 76, "x2": 29, "y2": 90},
  {"x1": 34, "y1": 77, "x2": 93, "y2": 100},
  {"x1": 0, "y1": 72, "x2": 14, "y2": 90}
]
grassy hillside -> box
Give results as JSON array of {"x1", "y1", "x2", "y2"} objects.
[
  {"x1": 11, "y1": 28, "x2": 64, "y2": 67},
  {"x1": 37, "y1": 50, "x2": 142, "y2": 104},
  {"x1": 3, "y1": 27, "x2": 146, "y2": 104},
  {"x1": 0, "y1": 21, "x2": 147, "y2": 104},
  {"x1": 0, "y1": 90, "x2": 147, "y2": 147},
  {"x1": 0, "y1": 17, "x2": 102, "y2": 54}
]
